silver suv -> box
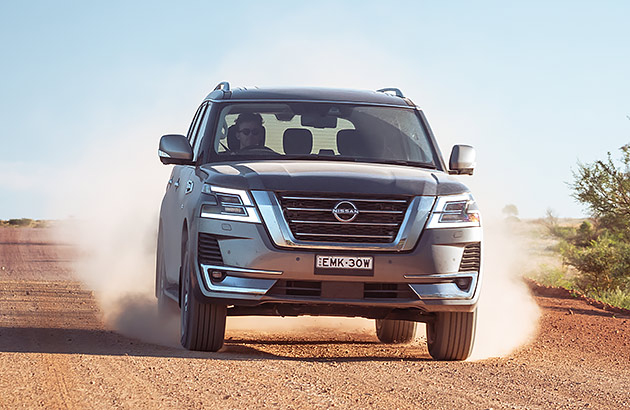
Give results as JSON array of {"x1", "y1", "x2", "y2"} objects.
[{"x1": 156, "y1": 82, "x2": 481, "y2": 360}]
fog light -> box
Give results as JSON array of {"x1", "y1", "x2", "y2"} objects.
[
  {"x1": 210, "y1": 270, "x2": 226, "y2": 282},
  {"x1": 454, "y1": 277, "x2": 472, "y2": 291}
]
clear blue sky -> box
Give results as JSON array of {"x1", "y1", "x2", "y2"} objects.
[{"x1": 1, "y1": 1, "x2": 629, "y2": 219}]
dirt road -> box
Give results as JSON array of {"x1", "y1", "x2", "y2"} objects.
[{"x1": 1, "y1": 227, "x2": 629, "y2": 409}]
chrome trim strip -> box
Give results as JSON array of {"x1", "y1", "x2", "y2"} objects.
[
  {"x1": 199, "y1": 264, "x2": 279, "y2": 295},
  {"x1": 202, "y1": 263, "x2": 283, "y2": 275},
  {"x1": 406, "y1": 272, "x2": 478, "y2": 300},
  {"x1": 253, "y1": 191, "x2": 435, "y2": 251},
  {"x1": 403, "y1": 272, "x2": 475, "y2": 279},
  {"x1": 200, "y1": 210, "x2": 261, "y2": 223}
]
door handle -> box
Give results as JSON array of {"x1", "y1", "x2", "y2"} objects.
[{"x1": 185, "y1": 180, "x2": 193, "y2": 194}]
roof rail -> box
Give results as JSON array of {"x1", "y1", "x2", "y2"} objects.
[
  {"x1": 376, "y1": 87, "x2": 404, "y2": 98},
  {"x1": 214, "y1": 81, "x2": 230, "y2": 92}
]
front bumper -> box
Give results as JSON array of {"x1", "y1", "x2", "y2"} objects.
[{"x1": 192, "y1": 216, "x2": 482, "y2": 314}]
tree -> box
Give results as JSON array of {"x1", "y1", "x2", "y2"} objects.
[
  {"x1": 571, "y1": 144, "x2": 630, "y2": 236},
  {"x1": 561, "y1": 144, "x2": 630, "y2": 293},
  {"x1": 502, "y1": 204, "x2": 519, "y2": 218}
]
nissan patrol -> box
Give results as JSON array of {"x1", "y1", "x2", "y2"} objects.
[{"x1": 156, "y1": 82, "x2": 481, "y2": 360}]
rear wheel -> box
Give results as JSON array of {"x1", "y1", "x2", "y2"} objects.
[
  {"x1": 180, "y1": 247, "x2": 227, "y2": 351},
  {"x1": 426, "y1": 310, "x2": 477, "y2": 361},
  {"x1": 375, "y1": 319, "x2": 417, "y2": 343}
]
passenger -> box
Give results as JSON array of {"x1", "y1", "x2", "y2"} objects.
[{"x1": 235, "y1": 113, "x2": 265, "y2": 150}]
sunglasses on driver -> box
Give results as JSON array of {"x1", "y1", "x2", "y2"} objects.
[{"x1": 238, "y1": 127, "x2": 262, "y2": 136}]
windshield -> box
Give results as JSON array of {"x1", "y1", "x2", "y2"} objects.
[{"x1": 208, "y1": 102, "x2": 439, "y2": 168}]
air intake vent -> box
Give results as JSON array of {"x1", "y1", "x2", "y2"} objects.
[
  {"x1": 267, "y1": 280, "x2": 322, "y2": 297},
  {"x1": 276, "y1": 192, "x2": 411, "y2": 243},
  {"x1": 364, "y1": 283, "x2": 417, "y2": 300},
  {"x1": 459, "y1": 243, "x2": 481, "y2": 272},
  {"x1": 198, "y1": 233, "x2": 224, "y2": 265}
]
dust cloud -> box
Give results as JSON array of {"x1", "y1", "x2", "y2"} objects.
[
  {"x1": 47, "y1": 125, "x2": 540, "y2": 357},
  {"x1": 49, "y1": 127, "x2": 178, "y2": 347},
  {"x1": 469, "y1": 216, "x2": 541, "y2": 360}
]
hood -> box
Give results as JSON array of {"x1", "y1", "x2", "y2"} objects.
[{"x1": 199, "y1": 160, "x2": 469, "y2": 196}]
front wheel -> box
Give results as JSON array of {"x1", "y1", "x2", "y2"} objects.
[
  {"x1": 375, "y1": 319, "x2": 417, "y2": 343},
  {"x1": 426, "y1": 310, "x2": 477, "y2": 361},
  {"x1": 180, "y1": 248, "x2": 227, "y2": 351}
]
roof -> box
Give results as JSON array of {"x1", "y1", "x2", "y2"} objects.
[{"x1": 204, "y1": 84, "x2": 415, "y2": 107}]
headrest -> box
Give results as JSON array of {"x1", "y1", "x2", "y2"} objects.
[
  {"x1": 337, "y1": 129, "x2": 368, "y2": 156},
  {"x1": 283, "y1": 128, "x2": 313, "y2": 155},
  {"x1": 227, "y1": 125, "x2": 239, "y2": 151}
]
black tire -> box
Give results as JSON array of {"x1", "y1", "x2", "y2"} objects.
[
  {"x1": 426, "y1": 310, "x2": 477, "y2": 361},
  {"x1": 180, "y1": 247, "x2": 227, "y2": 352},
  {"x1": 375, "y1": 319, "x2": 417, "y2": 343}
]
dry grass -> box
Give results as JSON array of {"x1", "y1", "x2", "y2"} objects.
[{"x1": 517, "y1": 218, "x2": 630, "y2": 309}]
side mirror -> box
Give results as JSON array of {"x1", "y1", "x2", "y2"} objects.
[
  {"x1": 449, "y1": 144, "x2": 476, "y2": 175},
  {"x1": 158, "y1": 134, "x2": 193, "y2": 165}
]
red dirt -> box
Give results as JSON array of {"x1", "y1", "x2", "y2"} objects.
[{"x1": 1, "y1": 227, "x2": 629, "y2": 409}]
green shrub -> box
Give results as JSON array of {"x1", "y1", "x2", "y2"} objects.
[
  {"x1": 6, "y1": 218, "x2": 34, "y2": 227},
  {"x1": 0, "y1": 218, "x2": 49, "y2": 228},
  {"x1": 563, "y1": 235, "x2": 630, "y2": 295},
  {"x1": 532, "y1": 265, "x2": 575, "y2": 289}
]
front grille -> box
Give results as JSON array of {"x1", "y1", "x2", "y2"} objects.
[
  {"x1": 198, "y1": 233, "x2": 224, "y2": 265},
  {"x1": 459, "y1": 243, "x2": 481, "y2": 272},
  {"x1": 364, "y1": 283, "x2": 417, "y2": 300},
  {"x1": 276, "y1": 192, "x2": 411, "y2": 243}
]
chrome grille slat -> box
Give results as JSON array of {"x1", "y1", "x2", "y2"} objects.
[
  {"x1": 292, "y1": 220, "x2": 398, "y2": 226},
  {"x1": 295, "y1": 232, "x2": 394, "y2": 239},
  {"x1": 286, "y1": 207, "x2": 403, "y2": 214},
  {"x1": 277, "y1": 192, "x2": 411, "y2": 244},
  {"x1": 281, "y1": 196, "x2": 408, "y2": 203}
]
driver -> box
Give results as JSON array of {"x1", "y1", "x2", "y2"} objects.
[{"x1": 235, "y1": 113, "x2": 265, "y2": 150}]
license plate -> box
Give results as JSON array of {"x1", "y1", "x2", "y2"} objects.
[{"x1": 315, "y1": 255, "x2": 374, "y2": 276}]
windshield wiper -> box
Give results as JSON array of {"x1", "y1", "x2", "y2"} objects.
[
  {"x1": 281, "y1": 155, "x2": 360, "y2": 162},
  {"x1": 359, "y1": 158, "x2": 437, "y2": 169},
  {"x1": 228, "y1": 154, "x2": 436, "y2": 169}
]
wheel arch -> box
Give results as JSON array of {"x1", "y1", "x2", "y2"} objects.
[{"x1": 179, "y1": 219, "x2": 189, "y2": 307}]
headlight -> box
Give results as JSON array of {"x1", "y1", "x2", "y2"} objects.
[
  {"x1": 200, "y1": 185, "x2": 261, "y2": 223},
  {"x1": 426, "y1": 193, "x2": 480, "y2": 229}
]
